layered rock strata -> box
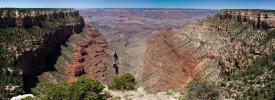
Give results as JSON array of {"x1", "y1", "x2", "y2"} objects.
[
  {"x1": 218, "y1": 9, "x2": 275, "y2": 29},
  {"x1": 142, "y1": 10, "x2": 275, "y2": 92},
  {"x1": 64, "y1": 26, "x2": 116, "y2": 84}
]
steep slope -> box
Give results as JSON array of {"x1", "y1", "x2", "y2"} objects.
[
  {"x1": 66, "y1": 26, "x2": 116, "y2": 84},
  {"x1": 1, "y1": 9, "x2": 119, "y2": 100},
  {"x1": 0, "y1": 8, "x2": 84, "y2": 99},
  {"x1": 39, "y1": 26, "x2": 116, "y2": 84},
  {"x1": 142, "y1": 28, "x2": 200, "y2": 92},
  {"x1": 142, "y1": 9, "x2": 275, "y2": 94}
]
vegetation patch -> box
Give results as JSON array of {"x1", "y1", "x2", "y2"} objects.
[
  {"x1": 108, "y1": 73, "x2": 137, "y2": 91},
  {"x1": 181, "y1": 80, "x2": 222, "y2": 100},
  {"x1": 223, "y1": 51, "x2": 275, "y2": 99},
  {"x1": 261, "y1": 29, "x2": 275, "y2": 45},
  {"x1": 0, "y1": 8, "x2": 81, "y2": 98},
  {"x1": 32, "y1": 77, "x2": 106, "y2": 100}
]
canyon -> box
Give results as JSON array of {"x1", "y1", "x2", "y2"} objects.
[
  {"x1": 1, "y1": 8, "x2": 275, "y2": 99},
  {"x1": 80, "y1": 8, "x2": 217, "y2": 82}
]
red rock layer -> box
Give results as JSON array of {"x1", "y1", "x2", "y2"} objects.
[
  {"x1": 67, "y1": 26, "x2": 116, "y2": 84},
  {"x1": 142, "y1": 29, "x2": 201, "y2": 92}
]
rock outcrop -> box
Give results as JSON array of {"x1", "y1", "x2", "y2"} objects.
[
  {"x1": 38, "y1": 25, "x2": 116, "y2": 85},
  {"x1": 53, "y1": 26, "x2": 116, "y2": 84},
  {"x1": 218, "y1": 9, "x2": 275, "y2": 30}
]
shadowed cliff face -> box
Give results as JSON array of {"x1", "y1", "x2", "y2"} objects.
[
  {"x1": 21, "y1": 24, "x2": 84, "y2": 93},
  {"x1": 19, "y1": 12, "x2": 116, "y2": 93},
  {"x1": 20, "y1": 25, "x2": 84, "y2": 77},
  {"x1": 0, "y1": 9, "x2": 117, "y2": 97},
  {"x1": 0, "y1": 9, "x2": 85, "y2": 97},
  {"x1": 17, "y1": 16, "x2": 116, "y2": 95}
]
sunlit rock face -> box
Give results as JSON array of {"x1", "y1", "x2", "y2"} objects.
[
  {"x1": 48, "y1": 26, "x2": 116, "y2": 84},
  {"x1": 141, "y1": 10, "x2": 275, "y2": 92},
  {"x1": 218, "y1": 9, "x2": 275, "y2": 30}
]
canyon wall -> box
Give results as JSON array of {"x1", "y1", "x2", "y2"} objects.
[
  {"x1": 0, "y1": 9, "x2": 84, "y2": 99},
  {"x1": 0, "y1": 9, "x2": 81, "y2": 28},
  {"x1": 218, "y1": 9, "x2": 275, "y2": 29},
  {"x1": 79, "y1": 9, "x2": 217, "y2": 85},
  {"x1": 142, "y1": 10, "x2": 275, "y2": 92},
  {"x1": 39, "y1": 26, "x2": 116, "y2": 84},
  {"x1": 19, "y1": 20, "x2": 85, "y2": 77}
]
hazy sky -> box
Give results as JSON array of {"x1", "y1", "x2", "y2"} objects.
[{"x1": 0, "y1": 0, "x2": 274, "y2": 9}]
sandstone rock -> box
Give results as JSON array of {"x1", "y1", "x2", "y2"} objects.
[{"x1": 50, "y1": 26, "x2": 116, "y2": 84}]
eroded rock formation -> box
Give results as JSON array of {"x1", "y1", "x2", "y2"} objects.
[
  {"x1": 142, "y1": 29, "x2": 200, "y2": 92},
  {"x1": 38, "y1": 26, "x2": 116, "y2": 85},
  {"x1": 64, "y1": 26, "x2": 116, "y2": 84},
  {"x1": 142, "y1": 10, "x2": 275, "y2": 92}
]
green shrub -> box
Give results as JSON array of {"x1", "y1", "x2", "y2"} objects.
[
  {"x1": 183, "y1": 80, "x2": 221, "y2": 100},
  {"x1": 32, "y1": 77, "x2": 106, "y2": 100},
  {"x1": 33, "y1": 83, "x2": 71, "y2": 100},
  {"x1": 69, "y1": 77, "x2": 106, "y2": 100},
  {"x1": 108, "y1": 73, "x2": 137, "y2": 90}
]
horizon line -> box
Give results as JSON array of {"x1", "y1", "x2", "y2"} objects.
[{"x1": 0, "y1": 7, "x2": 274, "y2": 10}]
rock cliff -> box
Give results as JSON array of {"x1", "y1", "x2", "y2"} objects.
[
  {"x1": 218, "y1": 9, "x2": 275, "y2": 30},
  {"x1": 0, "y1": 8, "x2": 84, "y2": 99},
  {"x1": 39, "y1": 26, "x2": 116, "y2": 84},
  {"x1": 0, "y1": 9, "x2": 81, "y2": 28}
]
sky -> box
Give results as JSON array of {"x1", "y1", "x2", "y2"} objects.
[{"x1": 0, "y1": 0, "x2": 274, "y2": 9}]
